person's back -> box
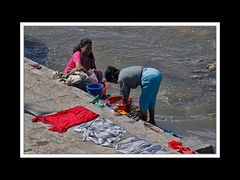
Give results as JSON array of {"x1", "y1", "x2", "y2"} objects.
[
  {"x1": 118, "y1": 66, "x2": 143, "y2": 101},
  {"x1": 118, "y1": 66, "x2": 143, "y2": 89}
]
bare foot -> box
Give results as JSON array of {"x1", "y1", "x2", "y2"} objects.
[{"x1": 149, "y1": 120, "x2": 156, "y2": 126}]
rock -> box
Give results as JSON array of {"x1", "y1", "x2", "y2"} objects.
[{"x1": 207, "y1": 63, "x2": 216, "y2": 71}]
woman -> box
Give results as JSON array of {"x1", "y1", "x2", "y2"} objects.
[
  {"x1": 105, "y1": 65, "x2": 162, "y2": 126},
  {"x1": 64, "y1": 38, "x2": 103, "y2": 82}
]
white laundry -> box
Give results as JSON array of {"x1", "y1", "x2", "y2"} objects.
[
  {"x1": 74, "y1": 117, "x2": 126, "y2": 147},
  {"x1": 115, "y1": 137, "x2": 167, "y2": 154},
  {"x1": 88, "y1": 71, "x2": 98, "y2": 83}
]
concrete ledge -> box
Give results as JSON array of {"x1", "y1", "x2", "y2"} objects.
[{"x1": 23, "y1": 57, "x2": 215, "y2": 156}]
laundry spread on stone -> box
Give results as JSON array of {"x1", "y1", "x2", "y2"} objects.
[
  {"x1": 74, "y1": 117, "x2": 126, "y2": 147},
  {"x1": 32, "y1": 106, "x2": 99, "y2": 133},
  {"x1": 115, "y1": 137, "x2": 167, "y2": 154},
  {"x1": 167, "y1": 140, "x2": 197, "y2": 154}
]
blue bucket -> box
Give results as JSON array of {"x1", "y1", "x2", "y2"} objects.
[{"x1": 86, "y1": 83, "x2": 104, "y2": 96}]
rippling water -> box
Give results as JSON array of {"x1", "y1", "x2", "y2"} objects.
[{"x1": 24, "y1": 25, "x2": 217, "y2": 151}]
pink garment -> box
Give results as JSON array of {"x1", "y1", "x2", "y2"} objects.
[
  {"x1": 63, "y1": 51, "x2": 95, "y2": 74},
  {"x1": 63, "y1": 51, "x2": 80, "y2": 74},
  {"x1": 32, "y1": 106, "x2": 99, "y2": 133}
]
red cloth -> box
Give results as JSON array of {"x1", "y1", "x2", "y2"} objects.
[
  {"x1": 167, "y1": 140, "x2": 196, "y2": 154},
  {"x1": 32, "y1": 106, "x2": 99, "y2": 133}
]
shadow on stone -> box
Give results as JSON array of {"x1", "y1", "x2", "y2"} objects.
[{"x1": 24, "y1": 35, "x2": 49, "y2": 64}]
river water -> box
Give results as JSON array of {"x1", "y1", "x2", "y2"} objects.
[{"x1": 24, "y1": 25, "x2": 217, "y2": 152}]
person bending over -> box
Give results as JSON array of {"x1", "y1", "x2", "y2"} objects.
[{"x1": 105, "y1": 65, "x2": 162, "y2": 126}]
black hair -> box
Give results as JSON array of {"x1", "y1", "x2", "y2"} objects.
[
  {"x1": 73, "y1": 38, "x2": 92, "y2": 54},
  {"x1": 105, "y1": 66, "x2": 120, "y2": 82}
]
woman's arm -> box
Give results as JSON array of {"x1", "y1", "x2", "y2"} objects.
[
  {"x1": 74, "y1": 60, "x2": 92, "y2": 76},
  {"x1": 75, "y1": 61, "x2": 82, "y2": 69}
]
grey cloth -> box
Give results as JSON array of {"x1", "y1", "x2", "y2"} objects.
[
  {"x1": 118, "y1": 66, "x2": 143, "y2": 101},
  {"x1": 115, "y1": 137, "x2": 167, "y2": 154},
  {"x1": 74, "y1": 117, "x2": 126, "y2": 147}
]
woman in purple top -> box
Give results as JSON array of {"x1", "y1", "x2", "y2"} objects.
[{"x1": 63, "y1": 38, "x2": 103, "y2": 82}]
